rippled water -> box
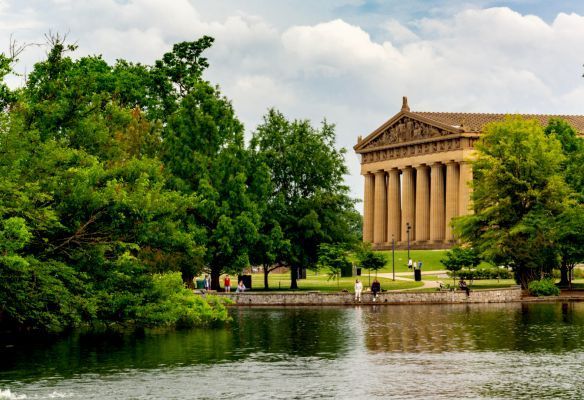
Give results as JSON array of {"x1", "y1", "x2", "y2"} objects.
[{"x1": 2, "y1": 302, "x2": 584, "y2": 399}]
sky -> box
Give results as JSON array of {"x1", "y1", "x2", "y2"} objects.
[{"x1": 2, "y1": 0, "x2": 584, "y2": 212}]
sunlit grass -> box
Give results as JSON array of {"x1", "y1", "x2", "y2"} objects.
[{"x1": 244, "y1": 272, "x2": 423, "y2": 292}]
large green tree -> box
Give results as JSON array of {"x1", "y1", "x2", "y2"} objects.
[
  {"x1": 251, "y1": 109, "x2": 360, "y2": 289},
  {"x1": 544, "y1": 118, "x2": 584, "y2": 286},
  {"x1": 455, "y1": 117, "x2": 572, "y2": 288},
  {"x1": 0, "y1": 36, "x2": 234, "y2": 332}
]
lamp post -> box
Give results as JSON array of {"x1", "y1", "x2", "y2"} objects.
[
  {"x1": 392, "y1": 234, "x2": 395, "y2": 281},
  {"x1": 406, "y1": 222, "x2": 411, "y2": 261}
]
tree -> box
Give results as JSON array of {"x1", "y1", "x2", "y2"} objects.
[
  {"x1": 544, "y1": 119, "x2": 584, "y2": 287},
  {"x1": 554, "y1": 206, "x2": 584, "y2": 287},
  {"x1": 317, "y1": 244, "x2": 351, "y2": 289},
  {"x1": 357, "y1": 245, "x2": 386, "y2": 286},
  {"x1": 455, "y1": 117, "x2": 572, "y2": 288},
  {"x1": 0, "y1": 36, "x2": 235, "y2": 332},
  {"x1": 251, "y1": 109, "x2": 359, "y2": 289},
  {"x1": 545, "y1": 118, "x2": 584, "y2": 199},
  {"x1": 440, "y1": 246, "x2": 480, "y2": 285}
]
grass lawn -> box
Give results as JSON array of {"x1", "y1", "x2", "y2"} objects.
[
  {"x1": 423, "y1": 275, "x2": 516, "y2": 289},
  {"x1": 375, "y1": 249, "x2": 447, "y2": 273},
  {"x1": 566, "y1": 280, "x2": 584, "y2": 289},
  {"x1": 468, "y1": 279, "x2": 517, "y2": 289},
  {"x1": 243, "y1": 272, "x2": 423, "y2": 292},
  {"x1": 372, "y1": 249, "x2": 494, "y2": 274}
]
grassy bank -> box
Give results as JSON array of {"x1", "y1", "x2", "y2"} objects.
[{"x1": 242, "y1": 273, "x2": 423, "y2": 292}]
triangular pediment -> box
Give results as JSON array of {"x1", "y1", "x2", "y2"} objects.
[{"x1": 354, "y1": 111, "x2": 463, "y2": 153}]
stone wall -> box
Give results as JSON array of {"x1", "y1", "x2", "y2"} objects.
[{"x1": 211, "y1": 287, "x2": 522, "y2": 306}]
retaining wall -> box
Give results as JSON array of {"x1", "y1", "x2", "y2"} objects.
[{"x1": 212, "y1": 287, "x2": 522, "y2": 306}]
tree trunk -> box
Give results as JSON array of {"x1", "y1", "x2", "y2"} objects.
[
  {"x1": 559, "y1": 264, "x2": 570, "y2": 288},
  {"x1": 264, "y1": 265, "x2": 270, "y2": 289},
  {"x1": 211, "y1": 267, "x2": 221, "y2": 291},
  {"x1": 182, "y1": 271, "x2": 195, "y2": 289},
  {"x1": 290, "y1": 265, "x2": 298, "y2": 289},
  {"x1": 515, "y1": 266, "x2": 539, "y2": 290}
]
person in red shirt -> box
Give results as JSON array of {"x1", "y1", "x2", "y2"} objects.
[{"x1": 224, "y1": 275, "x2": 231, "y2": 292}]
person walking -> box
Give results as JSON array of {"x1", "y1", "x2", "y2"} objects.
[
  {"x1": 371, "y1": 279, "x2": 381, "y2": 302},
  {"x1": 354, "y1": 279, "x2": 363, "y2": 302},
  {"x1": 224, "y1": 274, "x2": 231, "y2": 292},
  {"x1": 408, "y1": 258, "x2": 413, "y2": 269},
  {"x1": 203, "y1": 274, "x2": 210, "y2": 291},
  {"x1": 417, "y1": 260, "x2": 422, "y2": 269}
]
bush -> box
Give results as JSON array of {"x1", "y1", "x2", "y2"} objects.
[
  {"x1": 528, "y1": 279, "x2": 560, "y2": 297},
  {"x1": 135, "y1": 272, "x2": 232, "y2": 328},
  {"x1": 447, "y1": 267, "x2": 513, "y2": 280}
]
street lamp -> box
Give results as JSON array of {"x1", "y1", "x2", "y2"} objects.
[
  {"x1": 406, "y1": 222, "x2": 411, "y2": 261},
  {"x1": 392, "y1": 234, "x2": 395, "y2": 281}
]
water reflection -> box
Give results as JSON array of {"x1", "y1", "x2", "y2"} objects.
[
  {"x1": 363, "y1": 302, "x2": 584, "y2": 353},
  {"x1": 2, "y1": 302, "x2": 584, "y2": 397}
]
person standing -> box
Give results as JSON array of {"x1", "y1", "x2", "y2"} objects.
[
  {"x1": 371, "y1": 279, "x2": 381, "y2": 302},
  {"x1": 408, "y1": 259, "x2": 413, "y2": 269},
  {"x1": 417, "y1": 260, "x2": 422, "y2": 270},
  {"x1": 203, "y1": 274, "x2": 210, "y2": 291},
  {"x1": 224, "y1": 274, "x2": 231, "y2": 292},
  {"x1": 354, "y1": 279, "x2": 363, "y2": 302}
]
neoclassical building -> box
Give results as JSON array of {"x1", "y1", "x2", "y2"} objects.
[{"x1": 354, "y1": 97, "x2": 584, "y2": 250}]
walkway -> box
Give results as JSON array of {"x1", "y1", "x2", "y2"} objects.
[{"x1": 377, "y1": 270, "x2": 449, "y2": 290}]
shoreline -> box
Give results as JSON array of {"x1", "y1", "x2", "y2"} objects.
[
  {"x1": 208, "y1": 287, "x2": 524, "y2": 306},
  {"x1": 205, "y1": 287, "x2": 584, "y2": 306}
]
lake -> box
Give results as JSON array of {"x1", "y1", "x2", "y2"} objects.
[{"x1": 1, "y1": 302, "x2": 584, "y2": 399}]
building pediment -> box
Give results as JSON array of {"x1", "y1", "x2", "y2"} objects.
[{"x1": 355, "y1": 112, "x2": 463, "y2": 154}]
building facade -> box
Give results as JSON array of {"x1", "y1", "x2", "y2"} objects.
[{"x1": 354, "y1": 97, "x2": 584, "y2": 250}]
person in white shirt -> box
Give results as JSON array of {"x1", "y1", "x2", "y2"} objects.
[
  {"x1": 354, "y1": 279, "x2": 363, "y2": 302},
  {"x1": 408, "y1": 258, "x2": 413, "y2": 269}
]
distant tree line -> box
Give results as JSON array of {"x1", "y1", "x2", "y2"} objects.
[{"x1": 0, "y1": 35, "x2": 359, "y2": 332}]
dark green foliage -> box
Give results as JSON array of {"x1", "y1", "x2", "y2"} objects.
[
  {"x1": 528, "y1": 279, "x2": 560, "y2": 297},
  {"x1": 357, "y1": 245, "x2": 386, "y2": 276},
  {"x1": 317, "y1": 244, "x2": 352, "y2": 287},
  {"x1": 447, "y1": 267, "x2": 513, "y2": 280},
  {"x1": 0, "y1": 36, "x2": 228, "y2": 332},
  {"x1": 440, "y1": 246, "x2": 481, "y2": 280},
  {"x1": 455, "y1": 117, "x2": 572, "y2": 288},
  {"x1": 0, "y1": 33, "x2": 358, "y2": 331},
  {"x1": 251, "y1": 109, "x2": 359, "y2": 289}
]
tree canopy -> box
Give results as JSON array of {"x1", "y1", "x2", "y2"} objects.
[
  {"x1": 251, "y1": 109, "x2": 360, "y2": 289},
  {"x1": 0, "y1": 34, "x2": 359, "y2": 330},
  {"x1": 454, "y1": 117, "x2": 580, "y2": 288}
]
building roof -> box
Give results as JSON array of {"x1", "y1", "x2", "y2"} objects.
[
  {"x1": 354, "y1": 97, "x2": 584, "y2": 152},
  {"x1": 411, "y1": 111, "x2": 584, "y2": 134}
]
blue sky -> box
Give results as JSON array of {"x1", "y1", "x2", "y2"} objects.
[{"x1": 1, "y1": 0, "x2": 584, "y2": 209}]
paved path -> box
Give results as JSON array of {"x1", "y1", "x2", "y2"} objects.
[{"x1": 377, "y1": 270, "x2": 449, "y2": 290}]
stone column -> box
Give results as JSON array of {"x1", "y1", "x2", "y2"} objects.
[
  {"x1": 430, "y1": 162, "x2": 445, "y2": 242},
  {"x1": 363, "y1": 173, "x2": 375, "y2": 243},
  {"x1": 415, "y1": 165, "x2": 430, "y2": 242},
  {"x1": 459, "y1": 161, "x2": 473, "y2": 216},
  {"x1": 445, "y1": 161, "x2": 459, "y2": 241},
  {"x1": 373, "y1": 170, "x2": 387, "y2": 244},
  {"x1": 401, "y1": 166, "x2": 415, "y2": 242},
  {"x1": 387, "y1": 168, "x2": 401, "y2": 242}
]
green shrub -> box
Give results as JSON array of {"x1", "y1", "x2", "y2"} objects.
[
  {"x1": 135, "y1": 272, "x2": 232, "y2": 328},
  {"x1": 528, "y1": 279, "x2": 560, "y2": 296},
  {"x1": 447, "y1": 267, "x2": 513, "y2": 280}
]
